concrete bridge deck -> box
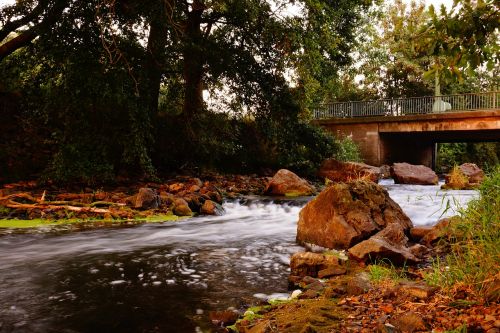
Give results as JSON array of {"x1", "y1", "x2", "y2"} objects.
[{"x1": 315, "y1": 109, "x2": 500, "y2": 168}]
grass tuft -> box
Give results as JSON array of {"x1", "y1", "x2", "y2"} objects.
[
  {"x1": 368, "y1": 259, "x2": 407, "y2": 282},
  {"x1": 425, "y1": 166, "x2": 500, "y2": 299}
]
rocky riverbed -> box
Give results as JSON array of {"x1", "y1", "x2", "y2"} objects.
[{"x1": 0, "y1": 168, "x2": 493, "y2": 333}]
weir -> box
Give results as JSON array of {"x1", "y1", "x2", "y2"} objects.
[{"x1": 313, "y1": 91, "x2": 500, "y2": 168}]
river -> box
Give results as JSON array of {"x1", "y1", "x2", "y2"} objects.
[{"x1": 0, "y1": 181, "x2": 477, "y2": 333}]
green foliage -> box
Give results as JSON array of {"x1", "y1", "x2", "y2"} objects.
[
  {"x1": 337, "y1": 0, "x2": 498, "y2": 101},
  {"x1": 334, "y1": 136, "x2": 362, "y2": 163},
  {"x1": 0, "y1": 0, "x2": 370, "y2": 183},
  {"x1": 436, "y1": 143, "x2": 500, "y2": 173},
  {"x1": 425, "y1": 167, "x2": 500, "y2": 296}
]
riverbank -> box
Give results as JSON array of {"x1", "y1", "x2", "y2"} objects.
[
  {"x1": 0, "y1": 174, "x2": 271, "y2": 229},
  {"x1": 223, "y1": 169, "x2": 500, "y2": 333}
]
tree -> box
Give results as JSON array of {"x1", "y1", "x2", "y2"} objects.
[
  {"x1": 0, "y1": 0, "x2": 372, "y2": 182},
  {"x1": 414, "y1": 0, "x2": 499, "y2": 93}
]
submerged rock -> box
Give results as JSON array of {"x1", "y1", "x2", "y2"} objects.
[
  {"x1": 264, "y1": 169, "x2": 315, "y2": 196},
  {"x1": 391, "y1": 163, "x2": 438, "y2": 185},
  {"x1": 296, "y1": 181, "x2": 412, "y2": 250},
  {"x1": 318, "y1": 159, "x2": 381, "y2": 183}
]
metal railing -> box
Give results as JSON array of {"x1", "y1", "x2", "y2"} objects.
[{"x1": 313, "y1": 91, "x2": 499, "y2": 119}]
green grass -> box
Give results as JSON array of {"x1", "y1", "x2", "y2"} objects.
[
  {"x1": 0, "y1": 214, "x2": 180, "y2": 229},
  {"x1": 425, "y1": 166, "x2": 500, "y2": 297},
  {"x1": 368, "y1": 259, "x2": 407, "y2": 282}
]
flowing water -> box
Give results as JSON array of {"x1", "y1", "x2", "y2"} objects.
[{"x1": 0, "y1": 182, "x2": 478, "y2": 333}]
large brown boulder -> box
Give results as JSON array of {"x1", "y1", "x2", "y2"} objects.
[
  {"x1": 390, "y1": 163, "x2": 438, "y2": 185},
  {"x1": 296, "y1": 181, "x2": 413, "y2": 249},
  {"x1": 318, "y1": 159, "x2": 381, "y2": 183},
  {"x1": 264, "y1": 169, "x2": 315, "y2": 196},
  {"x1": 459, "y1": 163, "x2": 484, "y2": 185}
]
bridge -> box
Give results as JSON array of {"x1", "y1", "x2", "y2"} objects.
[{"x1": 313, "y1": 91, "x2": 500, "y2": 168}]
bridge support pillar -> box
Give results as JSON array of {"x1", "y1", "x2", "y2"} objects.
[{"x1": 325, "y1": 123, "x2": 382, "y2": 166}]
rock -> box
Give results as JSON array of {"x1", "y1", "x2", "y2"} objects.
[
  {"x1": 346, "y1": 272, "x2": 372, "y2": 295},
  {"x1": 134, "y1": 188, "x2": 160, "y2": 210},
  {"x1": 408, "y1": 244, "x2": 430, "y2": 259},
  {"x1": 380, "y1": 165, "x2": 392, "y2": 179},
  {"x1": 200, "y1": 200, "x2": 225, "y2": 216},
  {"x1": 398, "y1": 281, "x2": 437, "y2": 300},
  {"x1": 191, "y1": 177, "x2": 203, "y2": 188},
  {"x1": 390, "y1": 163, "x2": 438, "y2": 185},
  {"x1": 173, "y1": 198, "x2": 192, "y2": 216},
  {"x1": 318, "y1": 159, "x2": 381, "y2": 183},
  {"x1": 298, "y1": 289, "x2": 319, "y2": 299},
  {"x1": 183, "y1": 194, "x2": 203, "y2": 212},
  {"x1": 289, "y1": 290, "x2": 302, "y2": 300},
  {"x1": 390, "y1": 312, "x2": 427, "y2": 333},
  {"x1": 420, "y1": 217, "x2": 454, "y2": 246},
  {"x1": 188, "y1": 184, "x2": 200, "y2": 193},
  {"x1": 304, "y1": 280, "x2": 325, "y2": 292},
  {"x1": 348, "y1": 223, "x2": 420, "y2": 265},
  {"x1": 459, "y1": 163, "x2": 485, "y2": 185},
  {"x1": 169, "y1": 183, "x2": 184, "y2": 193},
  {"x1": 209, "y1": 310, "x2": 239, "y2": 326},
  {"x1": 264, "y1": 169, "x2": 315, "y2": 196},
  {"x1": 409, "y1": 226, "x2": 432, "y2": 242},
  {"x1": 297, "y1": 181, "x2": 413, "y2": 249},
  {"x1": 289, "y1": 252, "x2": 346, "y2": 278},
  {"x1": 317, "y1": 266, "x2": 347, "y2": 279},
  {"x1": 159, "y1": 191, "x2": 175, "y2": 206}
]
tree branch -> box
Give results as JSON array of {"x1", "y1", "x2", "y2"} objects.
[
  {"x1": 0, "y1": 0, "x2": 68, "y2": 62},
  {"x1": 0, "y1": 0, "x2": 50, "y2": 43}
]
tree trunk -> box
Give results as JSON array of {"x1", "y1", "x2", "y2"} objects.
[
  {"x1": 143, "y1": 8, "x2": 169, "y2": 119},
  {"x1": 182, "y1": 1, "x2": 205, "y2": 122}
]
